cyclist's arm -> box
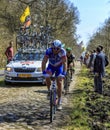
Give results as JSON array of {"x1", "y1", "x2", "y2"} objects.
[{"x1": 42, "y1": 55, "x2": 48, "y2": 71}]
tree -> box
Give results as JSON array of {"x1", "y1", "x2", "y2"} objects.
[{"x1": 0, "y1": 0, "x2": 81, "y2": 67}]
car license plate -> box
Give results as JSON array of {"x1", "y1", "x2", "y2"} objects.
[{"x1": 18, "y1": 74, "x2": 31, "y2": 78}]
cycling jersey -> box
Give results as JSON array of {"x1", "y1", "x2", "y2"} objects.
[
  {"x1": 67, "y1": 54, "x2": 75, "y2": 66},
  {"x1": 45, "y1": 47, "x2": 66, "y2": 67},
  {"x1": 44, "y1": 47, "x2": 66, "y2": 77}
]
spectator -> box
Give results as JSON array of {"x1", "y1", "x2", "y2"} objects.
[
  {"x1": 5, "y1": 41, "x2": 14, "y2": 64},
  {"x1": 80, "y1": 55, "x2": 83, "y2": 66},
  {"x1": 94, "y1": 47, "x2": 105, "y2": 94},
  {"x1": 99, "y1": 45, "x2": 109, "y2": 67},
  {"x1": 84, "y1": 52, "x2": 90, "y2": 66},
  {"x1": 88, "y1": 50, "x2": 96, "y2": 72}
]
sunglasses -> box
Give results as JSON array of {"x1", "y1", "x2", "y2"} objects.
[{"x1": 53, "y1": 47, "x2": 60, "y2": 50}]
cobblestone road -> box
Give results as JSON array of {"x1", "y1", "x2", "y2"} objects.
[{"x1": 0, "y1": 61, "x2": 81, "y2": 130}]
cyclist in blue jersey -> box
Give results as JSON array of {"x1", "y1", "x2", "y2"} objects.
[{"x1": 42, "y1": 40, "x2": 67, "y2": 110}]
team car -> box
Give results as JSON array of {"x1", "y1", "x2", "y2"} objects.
[{"x1": 4, "y1": 48, "x2": 46, "y2": 84}]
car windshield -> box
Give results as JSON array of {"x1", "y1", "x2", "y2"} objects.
[{"x1": 14, "y1": 52, "x2": 44, "y2": 61}]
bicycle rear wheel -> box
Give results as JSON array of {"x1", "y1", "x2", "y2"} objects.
[{"x1": 64, "y1": 71, "x2": 71, "y2": 94}]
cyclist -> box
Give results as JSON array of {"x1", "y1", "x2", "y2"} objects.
[
  {"x1": 66, "y1": 47, "x2": 75, "y2": 81},
  {"x1": 42, "y1": 40, "x2": 67, "y2": 110}
]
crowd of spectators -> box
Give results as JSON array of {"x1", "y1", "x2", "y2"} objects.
[{"x1": 80, "y1": 45, "x2": 109, "y2": 94}]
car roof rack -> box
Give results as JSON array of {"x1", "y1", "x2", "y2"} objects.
[
  {"x1": 17, "y1": 47, "x2": 46, "y2": 54},
  {"x1": 16, "y1": 24, "x2": 54, "y2": 51}
]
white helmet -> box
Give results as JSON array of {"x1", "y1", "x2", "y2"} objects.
[{"x1": 52, "y1": 40, "x2": 62, "y2": 48}]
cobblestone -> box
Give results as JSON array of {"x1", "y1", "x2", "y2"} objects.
[{"x1": 0, "y1": 62, "x2": 81, "y2": 130}]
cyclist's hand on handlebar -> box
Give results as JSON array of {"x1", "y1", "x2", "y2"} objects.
[
  {"x1": 42, "y1": 70, "x2": 46, "y2": 75},
  {"x1": 42, "y1": 70, "x2": 51, "y2": 77}
]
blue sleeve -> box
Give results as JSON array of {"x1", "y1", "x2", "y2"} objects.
[{"x1": 45, "y1": 48, "x2": 52, "y2": 56}]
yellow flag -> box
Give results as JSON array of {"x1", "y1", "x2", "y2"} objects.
[{"x1": 20, "y1": 6, "x2": 30, "y2": 23}]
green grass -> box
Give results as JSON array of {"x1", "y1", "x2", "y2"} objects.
[
  {"x1": 67, "y1": 67, "x2": 92, "y2": 130},
  {"x1": 64, "y1": 65, "x2": 110, "y2": 130}
]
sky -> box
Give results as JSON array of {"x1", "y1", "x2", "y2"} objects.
[{"x1": 69, "y1": 0, "x2": 110, "y2": 46}]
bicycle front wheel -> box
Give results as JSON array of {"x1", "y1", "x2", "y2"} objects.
[
  {"x1": 50, "y1": 89, "x2": 57, "y2": 122},
  {"x1": 50, "y1": 90, "x2": 54, "y2": 122}
]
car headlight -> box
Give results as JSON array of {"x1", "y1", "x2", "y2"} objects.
[
  {"x1": 37, "y1": 67, "x2": 42, "y2": 72},
  {"x1": 5, "y1": 67, "x2": 13, "y2": 72}
]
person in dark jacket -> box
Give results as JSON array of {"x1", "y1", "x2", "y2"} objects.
[
  {"x1": 88, "y1": 50, "x2": 96, "y2": 72},
  {"x1": 99, "y1": 45, "x2": 109, "y2": 67},
  {"x1": 5, "y1": 41, "x2": 14, "y2": 64},
  {"x1": 94, "y1": 47, "x2": 105, "y2": 94}
]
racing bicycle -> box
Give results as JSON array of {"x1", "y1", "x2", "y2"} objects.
[{"x1": 50, "y1": 74, "x2": 65, "y2": 122}]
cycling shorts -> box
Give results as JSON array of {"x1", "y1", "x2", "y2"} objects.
[{"x1": 46, "y1": 64, "x2": 63, "y2": 77}]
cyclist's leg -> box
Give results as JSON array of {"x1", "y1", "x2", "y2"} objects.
[
  {"x1": 56, "y1": 77, "x2": 62, "y2": 103},
  {"x1": 56, "y1": 66, "x2": 63, "y2": 110},
  {"x1": 45, "y1": 65, "x2": 55, "y2": 98},
  {"x1": 70, "y1": 62, "x2": 75, "y2": 80},
  {"x1": 69, "y1": 63, "x2": 73, "y2": 79},
  {"x1": 45, "y1": 77, "x2": 51, "y2": 91}
]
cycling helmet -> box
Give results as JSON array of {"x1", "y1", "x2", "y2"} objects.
[
  {"x1": 66, "y1": 47, "x2": 72, "y2": 51},
  {"x1": 52, "y1": 40, "x2": 62, "y2": 48}
]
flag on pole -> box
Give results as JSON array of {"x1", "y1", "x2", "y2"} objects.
[{"x1": 20, "y1": 6, "x2": 30, "y2": 23}]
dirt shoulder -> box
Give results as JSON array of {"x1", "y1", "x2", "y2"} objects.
[{"x1": 0, "y1": 61, "x2": 81, "y2": 130}]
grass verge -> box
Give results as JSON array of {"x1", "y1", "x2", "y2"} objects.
[{"x1": 64, "y1": 65, "x2": 110, "y2": 130}]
